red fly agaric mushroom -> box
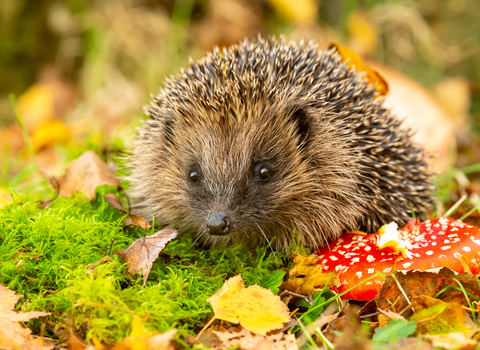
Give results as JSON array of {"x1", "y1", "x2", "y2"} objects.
[{"x1": 316, "y1": 217, "x2": 480, "y2": 301}]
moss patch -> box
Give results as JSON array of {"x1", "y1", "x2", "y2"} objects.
[{"x1": 0, "y1": 186, "x2": 289, "y2": 345}]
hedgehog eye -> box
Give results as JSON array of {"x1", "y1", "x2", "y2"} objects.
[
  {"x1": 257, "y1": 166, "x2": 270, "y2": 181},
  {"x1": 189, "y1": 170, "x2": 200, "y2": 183}
]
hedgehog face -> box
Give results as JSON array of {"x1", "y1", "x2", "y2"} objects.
[{"x1": 161, "y1": 104, "x2": 313, "y2": 248}]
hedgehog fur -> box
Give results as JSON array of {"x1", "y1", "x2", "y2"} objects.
[{"x1": 128, "y1": 37, "x2": 434, "y2": 251}]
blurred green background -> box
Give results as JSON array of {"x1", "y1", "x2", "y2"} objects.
[{"x1": 0, "y1": 0, "x2": 479, "y2": 193}]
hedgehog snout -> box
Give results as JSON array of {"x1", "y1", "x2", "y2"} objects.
[{"x1": 206, "y1": 212, "x2": 232, "y2": 236}]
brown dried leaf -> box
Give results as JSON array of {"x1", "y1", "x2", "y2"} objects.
[
  {"x1": 282, "y1": 255, "x2": 340, "y2": 295},
  {"x1": 0, "y1": 285, "x2": 22, "y2": 320},
  {"x1": 0, "y1": 285, "x2": 50, "y2": 322},
  {"x1": 213, "y1": 327, "x2": 298, "y2": 350},
  {"x1": 423, "y1": 333, "x2": 476, "y2": 350},
  {"x1": 206, "y1": 275, "x2": 290, "y2": 336},
  {"x1": 113, "y1": 228, "x2": 178, "y2": 285},
  {"x1": 375, "y1": 268, "x2": 480, "y2": 320},
  {"x1": 0, "y1": 285, "x2": 52, "y2": 350},
  {"x1": 41, "y1": 151, "x2": 120, "y2": 200},
  {"x1": 0, "y1": 318, "x2": 53, "y2": 350},
  {"x1": 104, "y1": 193, "x2": 151, "y2": 229}
]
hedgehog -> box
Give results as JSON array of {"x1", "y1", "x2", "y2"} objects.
[{"x1": 128, "y1": 37, "x2": 434, "y2": 251}]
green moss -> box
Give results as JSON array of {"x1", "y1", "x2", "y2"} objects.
[{"x1": 0, "y1": 186, "x2": 288, "y2": 345}]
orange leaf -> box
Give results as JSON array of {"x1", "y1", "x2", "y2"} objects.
[
  {"x1": 207, "y1": 275, "x2": 290, "y2": 335},
  {"x1": 329, "y1": 42, "x2": 388, "y2": 96}
]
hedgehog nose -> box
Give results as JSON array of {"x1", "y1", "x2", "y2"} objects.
[{"x1": 206, "y1": 212, "x2": 231, "y2": 235}]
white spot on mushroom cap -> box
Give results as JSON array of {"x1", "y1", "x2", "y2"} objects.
[
  {"x1": 432, "y1": 242, "x2": 437, "y2": 246},
  {"x1": 352, "y1": 257, "x2": 360, "y2": 263},
  {"x1": 441, "y1": 246, "x2": 451, "y2": 250},
  {"x1": 383, "y1": 267, "x2": 392, "y2": 273},
  {"x1": 463, "y1": 246, "x2": 471, "y2": 252},
  {"x1": 444, "y1": 240, "x2": 451, "y2": 244},
  {"x1": 367, "y1": 255, "x2": 375, "y2": 262},
  {"x1": 330, "y1": 256, "x2": 339, "y2": 261},
  {"x1": 426, "y1": 251, "x2": 434, "y2": 255},
  {"x1": 471, "y1": 237, "x2": 480, "y2": 246},
  {"x1": 402, "y1": 262, "x2": 412, "y2": 268},
  {"x1": 356, "y1": 271, "x2": 362, "y2": 278},
  {"x1": 367, "y1": 268, "x2": 374, "y2": 273}
]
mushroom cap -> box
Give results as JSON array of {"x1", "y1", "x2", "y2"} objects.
[{"x1": 316, "y1": 217, "x2": 480, "y2": 300}]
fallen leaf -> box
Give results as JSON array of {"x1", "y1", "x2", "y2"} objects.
[
  {"x1": 213, "y1": 327, "x2": 298, "y2": 350},
  {"x1": 0, "y1": 285, "x2": 52, "y2": 350},
  {"x1": 104, "y1": 194, "x2": 151, "y2": 229},
  {"x1": 0, "y1": 285, "x2": 51, "y2": 322},
  {"x1": 0, "y1": 189, "x2": 14, "y2": 209},
  {"x1": 329, "y1": 42, "x2": 388, "y2": 96},
  {"x1": 41, "y1": 151, "x2": 120, "y2": 200},
  {"x1": 0, "y1": 284, "x2": 22, "y2": 320},
  {"x1": 113, "y1": 228, "x2": 178, "y2": 285},
  {"x1": 207, "y1": 275, "x2": 290, "y2": 336},
  {"x1": 423, "y1": 333, "x2": 476, "y2": 350},
  {"x1": 0, "y1": 318, "x2": 53, "y2": 350},
  {"x1": 112, "y1": 316, "x2": 176, "y2": 350},
  {"x1": 375, "y1": 268, "x2": 480, "y2": 319},
  {"x1": 282, "y1": 255, "x2": 340, "y2": 295},
  {"x1": 410, "y1": 296, "x2": 477, "y2": 336}
]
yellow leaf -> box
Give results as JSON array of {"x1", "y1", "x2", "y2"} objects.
[
  {"x1": 266, "y1": 0, "x2": 317, "y2": 24},
  {"x1": 17, "y1": 83, "x2": 55, "y2": 132},
  {"x1": 207, "y1": 275, "x2": 290, "y2": 335},
  {"x1": 112, "y1": 317, "x2": 176, "y2": 350},
  {"x1": 130, "y1": 316, "x2": 155, "y2": 338},
  {"x1": 30, "y1": 120, "x2": 71, "y2": 153},
  {"x1": 329, "y1": 42, "x2": 389, "y2": 97},
  {"x1": 0, "y1": 189, "x2": 14, "y2": 210},
  {"x1": 282, "y1": 255, "x2": 340, "y2": 295}
]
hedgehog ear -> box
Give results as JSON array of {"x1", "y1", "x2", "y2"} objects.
[
  {"x1": 164, "y1": 118, "x2": 175, "y2": 146},
  {"x1": 289, "y1": 108, "x2": 310, "y2": 147}
]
